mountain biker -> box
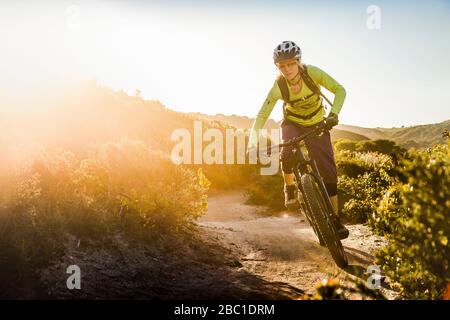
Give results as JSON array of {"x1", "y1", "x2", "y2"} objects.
[{"x1": 247, "y1": 41, "x2": 349, "y2": 239}]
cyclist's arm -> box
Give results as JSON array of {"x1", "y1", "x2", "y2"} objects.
[
  {"x1": 308, "y1": 65, "x2": 346, "y2": 115},
  {"x1": 248, "y1": 81, "x2": 281, "y2": 150}
]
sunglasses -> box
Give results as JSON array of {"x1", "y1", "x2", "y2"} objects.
[{"x1": 276, "y1": 61, "x2": 298, "y2": 71}]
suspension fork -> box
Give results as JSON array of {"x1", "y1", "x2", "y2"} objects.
[
  {"x1": 291, "y1": 146, "x2": 307, "y2": 194},
  {"x1": 292, "y1": 143, "x2": 335, "y2": 218},
  {"x1": 308, "y1": 159, "x2": 335, "y2": 217},
  {"x1": 292, "y1": 163, "x2": 303, "y2": 193},
  {"x1": 291, "y1": 149, "x2": 310, "y2": 210},
  {"x1": 292, "y1": 157, "x2": 321, "y2": 238}
]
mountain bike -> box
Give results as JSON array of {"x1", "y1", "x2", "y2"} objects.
[{"x1": 260, "y1": 120, "x2": 348, "y2": 268}]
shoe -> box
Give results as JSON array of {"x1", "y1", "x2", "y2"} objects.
[
  {"x1": 333, "y1": 215, "x2": 349, "y2": 240},
  {"x1": 284, "y1": 185, "x2": 299, "y2": 211}
]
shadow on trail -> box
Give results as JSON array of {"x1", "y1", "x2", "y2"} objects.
[
  {"x1": 343, "y1": 246, "x2": 375, "y2": 266},
  {"x1": 36, "y1": 228, "x2": 305, "y2": 300}
]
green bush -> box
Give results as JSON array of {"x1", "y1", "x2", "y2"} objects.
[
  {"x1": 369, "y1": 185, "x2": 404, "y2": 235},
  {"x1": 244, "y1": 171, "x2": 285, "y2": 210},
  {"x1": 356, "y1": 139, "x2": 405, "y2": 155},
  {"x1": 336, "y1": 151, "x2": 394, "y2": 223},
  {"x1": 338, "y1": 171, "x2": 392, "y2": 223},
  {"x1": 0, "y1": 140, "x2": 209, "y2": 296},
  {"x1": 243, "y1": 135, "x2": 449, "y2": 299},
  {"x1": 334, "y1": 139, "x2": 357, "y2": 153},
  {"x1": 334, "y1": 139, "x2": 405, "y2": 155},
  {"x1": 374, "y1": 142, "x2": 450, "y2": 299},
  {"x1": 336, "y1": 150, "x2": 394, "y2": 178}
]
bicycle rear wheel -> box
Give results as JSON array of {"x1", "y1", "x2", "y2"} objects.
[{"x1": 301, "y1": 174, "x2": 348, "y2": 268}]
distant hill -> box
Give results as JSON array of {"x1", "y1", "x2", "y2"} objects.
[
  {"x1": 0, "y1": 79, "x2": 227, "y2": 162},
  {"x1": 187, "y1": 112, "x2": 369, "y2": 141},
  {"x1": 188, "y1": 112, "x2": 449, "y2": 149},
  {"x1": 187, "y1": 112, "x2": 280, "y2": 130},
  {"x1": 338, "y1": 121, "x2": 450, "y2": 149},
  {"x1": 336, "y1": 124, "x2": 387, "y2": 140},
  {"x1": 330, "y1": 129, "x2": 369, "y2": 142},
  {"x1": 2, "y1": 80, "x2": 446, "y2": 158},
  {"x1": 381, "y1": 120, "x2": 450, "y2": 149}
]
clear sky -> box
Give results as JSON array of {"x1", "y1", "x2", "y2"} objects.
[{"x1": 1, "y1": 0, "x2": 450, "y2": 127}]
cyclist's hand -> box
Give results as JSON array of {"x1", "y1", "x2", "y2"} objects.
[{"x1": 324, "y1": 112, "x2": 339, "y2": 130}]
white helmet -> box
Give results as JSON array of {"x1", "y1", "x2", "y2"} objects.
[{"x1": 273, "y1": 41, "x2": 302, "y2": 64}]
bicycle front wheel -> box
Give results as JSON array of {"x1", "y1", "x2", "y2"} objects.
[{"x1": 301, "y1": 174, "x2": 348, "y2": 268}]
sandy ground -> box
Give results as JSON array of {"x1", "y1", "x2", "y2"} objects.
[
  {"x1": 36, "y1": 190, "x2": 398, "y2": 299},
  {"x1": 198, "y1": 190, "x2": 398, "y2": 299}
]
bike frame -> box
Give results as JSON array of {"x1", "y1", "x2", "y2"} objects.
[
  {"x1": 258, "y1": 121, "x2": 348, "y2": 267},
  {"x1": 270, "y1": 123, "x2": 337, "y2": 229},
  {"x1": 291, "y1": 139, "x2": 335, "y2": 220}
]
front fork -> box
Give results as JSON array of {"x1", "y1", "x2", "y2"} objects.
[{"x1": 292, "y1": 146, "x2": 337, "y2": 230}]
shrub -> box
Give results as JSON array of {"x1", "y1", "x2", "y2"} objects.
[
  {"x1": 334, "y1": 139, "x2": 405, "y2": 156},
  {"x1": 338, "y1": 171, "x2": 391, "y2": 223},
  {"x1": 334, "y1": 139, "x2": 357, "y2": 152},
  {"x1": 0, "y1": 140, "x2": 209, "y2": 296},
  {"x1": 337, "y1": 151, "x2": 394, "y2": 223},
  {"x1": 336, "y1": 150, "x2": 394, "y2": 178},
  {"x1": 244, "y1": 171, "x2": 285, "y2": 210},
  {"x1": 374, "y1": 143, "x2": 450, "y2": 299}
]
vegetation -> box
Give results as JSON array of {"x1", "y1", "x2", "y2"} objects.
[
  {"x1": 0, "y1": 140, "x2": 210, "y2": 295},
  {"x1": 373, "y1": 143, "x2": 449, "y2": 299},
  {"x1": 300, "y1": 277, "x2": 387, "y2": 300},
  {"x1": 1, "y1": 79, "x2": 448, "y2": 299},
  {"x1": 338, "y1": 120, "x2": 450, "y2": 149},
  {"x1": 189, "y1": 113, "x2": 450, "y2": 149},
  {"x1": 245, "y1": 131, "x2": 449, "y2": 299},
  {"x1": 334, "y1": 139, "x2": 405, "y2": 155},
  {"x1": 336, "y1": 140, "x2": 449, "y2": 298}
]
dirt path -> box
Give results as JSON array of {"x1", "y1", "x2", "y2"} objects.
[
  {"x1": 199, "y1": 190, "x2": 397, "y2": 299},
  {"x1": 35, "y1": 190, "x2": 397, "y2": 299}
]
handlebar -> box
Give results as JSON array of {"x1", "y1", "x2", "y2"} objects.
[{"x1": 256, "y1": 120, "x2": 331, "y2": 156}]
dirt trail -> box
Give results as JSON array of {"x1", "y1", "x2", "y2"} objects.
[
  {"x1": 199, "y1": 190, "x2": 397, "y2": 299},
  {"x1": 35, "y1": 190, "x2": 397, "y2": 299}
]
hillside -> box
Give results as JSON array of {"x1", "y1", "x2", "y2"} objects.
[
  {"x1": 336, "y1": 124, "x2": 387, "y2": 140},
  {"x1": 188, "y1": 112, "x2": 449, "y2": 149},
  {"x1": 339, "y1": 121, "x2": 450, "y2": 148},
  {"x1": 187, "y1": 112, "x2": 280, "y2": 130},
  {"x1": 330, "y1": 129, "x2": 370, "y2": 142},
  {"x1": 187, "y1": 112, "x2": 369, "y2": 141},
  {"x1": 1, "y1": 78, "x2": 448, "y2": 300},
  {"x1": 2, "y1": 79, "x2": 446, "y2": 159},
  {"x1": 0, "y1": 79, "x2": 228, "y2": 163},
  {"x1": 382, "y1": 120, "x2": 450, "y2": 149}
]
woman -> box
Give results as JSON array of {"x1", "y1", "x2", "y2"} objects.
[{"x1": 248, "y1": 40, "x2": 348, "y2": 239}]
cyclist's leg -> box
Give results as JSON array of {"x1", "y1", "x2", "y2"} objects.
[
  {"x1": 280, "y1": 120, "x2": 302, "y2": 209},
  {"x1": 304, "y1": 130, "x2": 349, "y2": 238},
  {"x1": 280, "y1": 119, "x2": 302, "y2": 182},
  {"x1": 304, "y1": 130, "x2": 338, "y2": 197}
]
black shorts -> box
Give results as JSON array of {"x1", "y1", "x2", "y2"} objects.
[{"x1": 280, "y1": 119, "x2": 338, "y2": 186}]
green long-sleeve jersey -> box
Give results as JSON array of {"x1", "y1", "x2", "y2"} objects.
[{"x1": 248, "y1": 64, "x2": 346, "y2": 149}]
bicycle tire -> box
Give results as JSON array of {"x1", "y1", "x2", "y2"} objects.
[
  {"x1": 298, "y1": 193, "x2": 325, "y2": 245},
  {"x1": 301, "y1": 174, "x2": 348, "y2": 268}
]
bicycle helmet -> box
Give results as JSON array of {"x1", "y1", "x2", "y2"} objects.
[{"x1": 273, "y1": 41, "x2": 302, "y2": 64}]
